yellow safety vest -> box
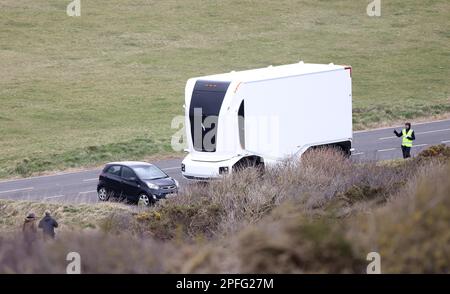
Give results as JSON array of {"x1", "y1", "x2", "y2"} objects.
[{"x1": 402, "y1": 129, "x2": 413, "y2": 147}]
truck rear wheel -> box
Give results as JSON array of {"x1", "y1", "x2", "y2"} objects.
[
  {"x1": 303, "y1": 141, "x2": 352, "y2": 158},
  {"x1": 334, "y1": 141, "x2": 352, "y2": 157}
]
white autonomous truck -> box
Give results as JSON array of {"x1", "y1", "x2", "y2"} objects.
[{"x1": 181, "y1": 62, "x2": 352, "y2": 180}]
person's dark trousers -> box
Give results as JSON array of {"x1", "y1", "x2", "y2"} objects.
[{"x1": 401, "y1": 145, "x2": 411, "y2": 159}]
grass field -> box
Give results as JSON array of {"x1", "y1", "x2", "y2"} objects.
[{"x1": 1, "y1": 0, "x2": 449, "y2": 177}]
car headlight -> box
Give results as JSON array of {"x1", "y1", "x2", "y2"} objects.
[
  {"x1": 146, "y1": 182, "x2": 159, "y2": 189},
  {"x1": 174, "y1": 179, "x2": 179, "y2": 188}
]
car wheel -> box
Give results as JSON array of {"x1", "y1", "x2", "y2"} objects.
[
  {"x1": 138, "y1": 193, "x2": 153, "y2": 207},
  {"x1": 98, "y1": 187, "x2": 109, "y2": 201}
]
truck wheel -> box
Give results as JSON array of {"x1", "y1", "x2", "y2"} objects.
[
  {"x1": 232, "y1": 157, "x2": 264, "y2": 174},
  {"x1": 335, "y1": 145, "x2": 351, "y2": 158},
  {"x1": 97, "y1": 187, "x2": 110, "y2": 201}
]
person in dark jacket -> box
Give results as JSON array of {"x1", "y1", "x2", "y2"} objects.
[
  {"x1": 23, "y1": 212, "x2": 38, "y2": 252},
  {"x1": 38, "y1": 210, "x2": 59, "y2": 240},
  {"x1": 394, "y1": 122, "x2": 416, "y2": 159}
]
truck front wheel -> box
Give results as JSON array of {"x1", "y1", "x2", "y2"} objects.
[{"x1": 232, "y1": 156, "x2": 264, "y2": 173}]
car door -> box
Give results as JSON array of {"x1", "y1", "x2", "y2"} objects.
[
  {"x1": 103, "y1": 165, "x2": 123, "y2": 197},
  {"x1": 120, "y1": 166, "x2": 142, "y2": 201}
]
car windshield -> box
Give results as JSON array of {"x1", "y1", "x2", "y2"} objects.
[{"x1": 132, "y1": 165, "x2": 167, "y2": 180}]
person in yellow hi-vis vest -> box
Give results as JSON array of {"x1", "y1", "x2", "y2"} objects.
[{"x1": 393, "y1": 122, "x2": 415, "y2": 158}]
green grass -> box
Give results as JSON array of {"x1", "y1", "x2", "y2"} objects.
[
  {"x1": 12, "y1": 136, "x2": 173, "y2": 177},
  {"x1": 0, "y1": 0, "x2": 449, "y2": 177}
]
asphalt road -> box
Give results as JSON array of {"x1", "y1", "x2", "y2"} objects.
[{"x1": 1, "y1": 119, "x2": 449, "y2": 204}]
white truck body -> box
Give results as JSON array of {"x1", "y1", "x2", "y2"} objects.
[{"x1": 181, "y1": 62, "x2": 352, "y2": 180}]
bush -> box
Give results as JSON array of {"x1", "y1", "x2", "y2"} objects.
[
  {"x1": 337, "y1": 184, "x2": 387, "y2": 205},
  {"x1": 136, "y1": 201, "x2": 223, "y2": 240},
  {"x1": 1, "y1": 147, "x2": 449, "y2": 273},
  {"x1": 349, "y1": 162, "x2": 450, "y2": 273},
  {"x1": 236, "y1": 215, "x2": 365, "y2": 273},
  {"x1": 416, "y1": 144, "x2": 450, "y2": 162}
]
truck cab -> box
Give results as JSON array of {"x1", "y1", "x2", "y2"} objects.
[{"x1": 181, "y1": 79, "x2": 252, "y2": 179}]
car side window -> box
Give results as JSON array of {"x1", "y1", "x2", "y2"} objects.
[
  {"x1": 106, "y1": 165, "x2": 121, "y2": 176},
  {"x1": 121, "y1": 166, "x2": 136, "y2": 180}
]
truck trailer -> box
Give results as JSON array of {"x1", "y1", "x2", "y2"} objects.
[{"x1": 181, "y1": 62, "x2": 352, "y2": 180}]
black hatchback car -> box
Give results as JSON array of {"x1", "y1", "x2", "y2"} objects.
[{"x1": 97, "y1": 161, "x2": 179, "y2": 206}]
